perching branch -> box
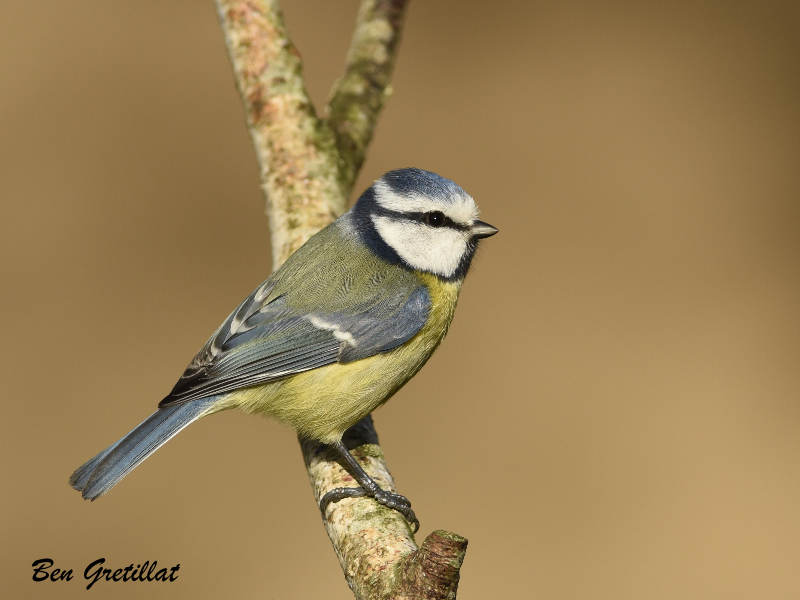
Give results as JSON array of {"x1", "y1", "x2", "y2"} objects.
[
  {"x1": 214, "y1": 1, "x2": 468, "y2": 598},
  {"x1": 303, "y1": 416, "x2": 467, "y2": 599}
]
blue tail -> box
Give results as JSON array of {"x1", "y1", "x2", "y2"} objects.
[{"x1": 69, "y1": 397, "x2": 219, "y2": 500}]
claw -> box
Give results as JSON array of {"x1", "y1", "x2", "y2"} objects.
[
  {"x1": 319, "y1": 486, "x2": 366, "y2": 514},
  {"x1": 320, "y1": 485, "x2": 419, "y2": 533},
  {"x1": 322, "y1": 439, "x2": 421, "y2": 533}
]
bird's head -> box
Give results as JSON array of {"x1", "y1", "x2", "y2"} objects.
[{"x1": 350, "y1": 168, "x2": 498, "y2": 281}]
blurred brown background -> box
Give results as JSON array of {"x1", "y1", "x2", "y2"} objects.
[{"x1": 2, "y1": 0, "x2": 799, "y2": 598}]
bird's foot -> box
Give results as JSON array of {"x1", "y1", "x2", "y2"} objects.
[{"x1": 319, "y1": 486, "x2": 419, "y2": 533}]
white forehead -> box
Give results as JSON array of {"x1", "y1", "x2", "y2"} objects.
[{"x1": 373, "y1": 180, "x2": 479, "y2": 224}]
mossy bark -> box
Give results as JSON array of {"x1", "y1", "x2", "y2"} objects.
[
  {"x1": 215, "y1": 0, "x2": 345, "y2": 268},
  {"x1": 302, "y1": 416, "x2": 467, "y2": 600},
  {"x1": 326, "y1": 0, "x2": 409, "y2": 193}
]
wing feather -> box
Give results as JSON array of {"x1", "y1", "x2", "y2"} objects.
[{"x1": 159, "y1": 231, "x2": 431, "y2": 407}]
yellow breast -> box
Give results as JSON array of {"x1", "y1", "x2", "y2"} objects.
[{"x1": 208, "y1": 272, "x2": 461, "y2": 443}]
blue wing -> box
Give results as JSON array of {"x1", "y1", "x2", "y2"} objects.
[{"x1": 160, "y1": 273, "x2": 430, "y2": 406}]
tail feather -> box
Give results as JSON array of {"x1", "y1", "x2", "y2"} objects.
[
  {"x1": 69, "y1": 439, "x2": 124, "y2": 492},
  {"x1": 69, "y1": 397, "x2": 218, "y2": 500}
]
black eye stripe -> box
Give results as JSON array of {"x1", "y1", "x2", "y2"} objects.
[
  {"x1": 416, "y1": 211, "x2": 466, "y2": 230},
  {"x1": 374, "y1": 208, "x2": 468, "y2": 231}
]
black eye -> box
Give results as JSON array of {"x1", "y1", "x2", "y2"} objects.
[{"x1": 426, "y1": 211, "x2": 445, "y2": 227}]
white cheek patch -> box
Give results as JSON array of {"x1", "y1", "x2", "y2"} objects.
[
  {"x1": 373, "y1": 181, "x2": 479, "y2": 224},
  {"x1": 372, "y1": 215, "x2": 468, "y2": 278}
]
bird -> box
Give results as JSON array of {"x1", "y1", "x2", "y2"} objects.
[{"x1": 69, "y1": 167, "x2": 498, "y2": 531}]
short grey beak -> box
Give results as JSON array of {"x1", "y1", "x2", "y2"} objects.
[{"x1": 471, "y1": 220, "x2": 498, "y2": 239}]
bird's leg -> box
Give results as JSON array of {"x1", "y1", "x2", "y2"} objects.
[{"x1": 319, "y1": 439, "x2": 419, "y2": 533}]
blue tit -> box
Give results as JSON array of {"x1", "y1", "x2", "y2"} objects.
[{"x1": 69, "y1": 167, "x2": 497, "y2": 530}]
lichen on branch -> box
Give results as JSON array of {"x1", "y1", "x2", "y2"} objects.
[
  {"x1": 215, "y1": 0, "x2": 346, "y2": 268},
  {"x1": 326, "y1": 0, "x2": 410, "y2": 194}
]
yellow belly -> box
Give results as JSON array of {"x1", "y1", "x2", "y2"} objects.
[{"x1": 204, "y1": 273, "x2": 461, "y2": 443}]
